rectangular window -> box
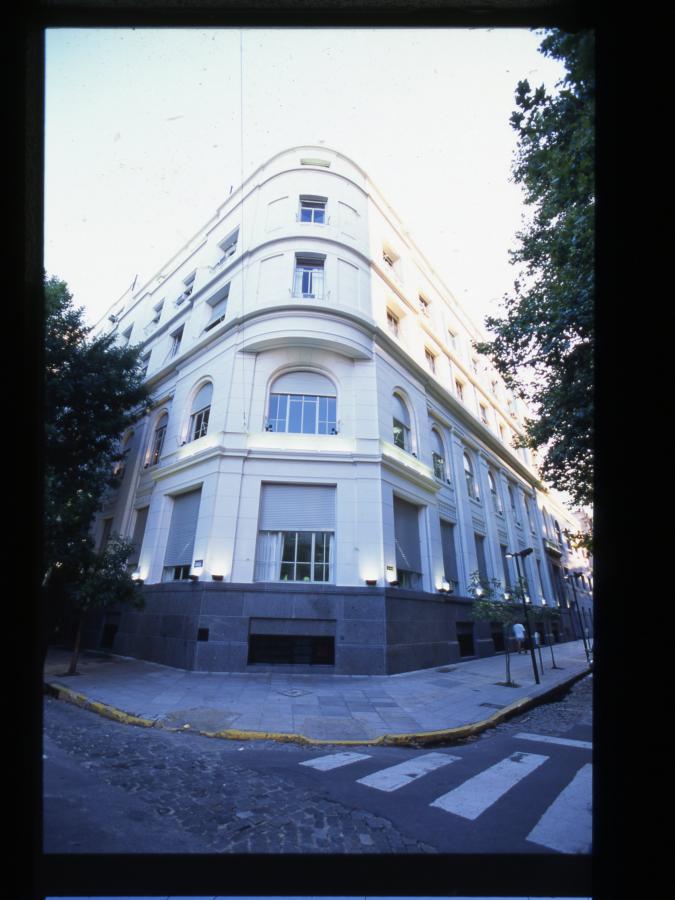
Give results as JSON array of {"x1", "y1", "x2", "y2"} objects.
[
  {"x1": 150, "y1": 424, "x2": 166, "y2": 466},
  {"x1": 474, "y1": 533, "x2": 488, "y2": 585},
  {"x1": 168, "y1": 326, "x2": 183, "y2": 359},
  {"x1": 299, "y1": 196, "x2": 326, "y2": 224},
  {"x1": 278, "y1": 531, "x2": 332, "y2": 582},
  {"x1": 294, "y1": 255, "x2": 325, "y2": 298},
  {"x1": 190, "y1": 407, "x2": 210, "y2": 441},
  {"x1": 419, "y1": 295, "x2": 431, "y2": 316},
  {"x1": 432, "y1": 452, "x2": 445, "y2": 480},
  {"x1": 479, "y1": 403, "x2": 489, "y2": 425},
  {"x1": 393, "y1": 496, "x2": 422, "y2": 588},
  {"x1": 455, "y1": 380, "x2": 464, "y2": 402},
  {"x1": 500, "y1": 544, "x2": 512, "y2": 591},
  {"x1": 176, "y1": 273, "x2": 195, "y2": 305},
  {"x1": 268, "y1": 393, "x2": 337, "y2": 434},
  {"x1": 425, "y1": 348, "x2": 436, "y2": 373},
  {"x1": 162, "y1": 488, "x2": 202, "y2": 581},
  {"x1": 219, "y1": 228, "x2": 239, "y2": 260},
  {"x1": 99, "y1": 517, "x2": 113, "y2": 552},
  {"x1": 204, "y1": 283, "x2": 230, "y2": 332},
  {"x1": 140, "y1": 352, "x2": 151, "y2": 378},
  {"x1": 386, "y1": 309, "x2": 399, "y2": 337},
  {"x1": 151, "y1": 300, "x2": 164, "y2": 324},
  {"x1": 127, "y1": 507, "x2": 149, "y2": 571},
  {"x1": 447, "y1": 328, "x2": 457, "y2": 350},
  {"x1": 440, "y1": 520, "x2": 459, "y2": 589}
]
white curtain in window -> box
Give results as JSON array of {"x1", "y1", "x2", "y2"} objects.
[{"x1": 254, "y1": 531, "x2": 283, "y2": 581}]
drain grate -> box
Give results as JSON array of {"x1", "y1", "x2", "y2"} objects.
[{"x1": 277, "y1": 689, "x2": 310, "y2": 697}]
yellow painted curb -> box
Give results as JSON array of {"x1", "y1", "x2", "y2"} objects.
[
  {"x1": 45, "y1": 683, "x2": 156, "y2": 729},
  {"x1": 45, "y1": 666, "x2": 590, "y2": 747}
]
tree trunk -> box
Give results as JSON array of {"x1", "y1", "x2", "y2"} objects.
[
  {"x1": 503, "y1": 625, "x2": 513, "y2": 685},
  {"x1": 67, "y1": 614, "x2": 83, "y2": 675}
]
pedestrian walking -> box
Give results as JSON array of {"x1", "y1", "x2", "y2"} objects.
[{"x1": 513, "y1": 622, "x2": 525, "y2": 653}]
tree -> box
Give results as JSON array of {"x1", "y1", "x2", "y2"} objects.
[
  {"x1": 530, "y1": 602, "x2": 563, "y2": 670},
  {"x1": 467, "y1": 571, "x2": 521, "y2": 687},
  {"x1": 65, "y1": 535, "x2": 145, "y2": 675},
  {"x1": 43, "y1": 274, "x2": 151, "y2": 648},
  {"x1": 474, "y1": 29, "x2": 594, "y2": 519}
]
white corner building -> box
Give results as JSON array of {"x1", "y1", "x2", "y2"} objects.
[{"x1": 89, "y1": 146, "x2": 594, "y2": 674}]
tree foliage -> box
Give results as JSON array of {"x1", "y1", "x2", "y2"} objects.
[
  {"x1": 43, "y1": 274, "x2": 151, "y2": 591},
  {"x1": 474, "y1": 29, "x2": 594, "y2": 510},
  {"x1": 65, "y1": 534, "x2": 146, "y2": 674}
]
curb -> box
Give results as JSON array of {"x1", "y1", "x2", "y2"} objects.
[{"x1": 44, "y1": 667, "x2": 590, "y2": 747}]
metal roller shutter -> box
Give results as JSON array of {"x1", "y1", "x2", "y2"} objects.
[
  {"x1": 164, "y1": 489, "x2": 202, "y2": 567},
  {"x1": 259, "y1": 484, "x2": 336, "y2": 532},
  {"x1": 393, "y1": 496, "x2": 421, "y2": 572}
]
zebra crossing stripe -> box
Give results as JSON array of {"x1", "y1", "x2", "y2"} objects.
[
  {"x1": 526, "y1": 763, "x2": 593, "y2": 853},
  {"x1": 430, "y1": 751, "x2": 549, "y2": 819},
  {"x1": 299, "y1": 752, "x2": 372, "y2": 771},
  {"x1": 515, "y1": 732, "x2": 593, "y2": 750},
  {"x1": 356, "y1": 752, "x2": 460, "y2": 792}
]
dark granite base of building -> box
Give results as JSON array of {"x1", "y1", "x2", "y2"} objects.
[{"x1": 81, "y1": 582, "x2": 579, "y2": 676}]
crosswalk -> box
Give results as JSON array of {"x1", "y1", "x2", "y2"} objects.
[{"x1": 298, "y1": 734, "x2": 592, "y2": 853}]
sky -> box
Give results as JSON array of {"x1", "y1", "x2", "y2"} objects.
[{"x1": 44, "y1": 27, "x2": 567, "y2": 332}]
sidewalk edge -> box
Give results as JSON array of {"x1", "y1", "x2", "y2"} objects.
[{"x1": 44, "y1": 667, "x2": 590, "y2": 746}]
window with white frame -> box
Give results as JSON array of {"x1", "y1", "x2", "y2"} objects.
[
  {"x1": 299, "y1": 195, "x2": 327, "y2": 223},
  {"x1": 219, "y1": 228, "x2": 239, "y2": 260},
  {"x1": 386, "y1": 308, "x2": 400, "y2": 337},
  {"x1": 447, "y1": 328, "x2": 457, "y2": 350},
  {"x1": 189, "y1": 382, "x2": 212, "y2": 442},
  {"x1": 255, "y1": 484, "x2": 335, "y2": 583},
  {"x1": 149, "y1": 413, "x2": 168, "y2": 466},
  {"x1": 168, "y1": 325, "x2": 183, "y2": 359},
  {"x1": 176, "y1": 272, "x2": 195, "y2": 305},
  {"x1": 162, "y1": 488, "x2": 202, "y2": 582},
  {"x1": 463, "y1": 451, "x2": 479, "y2": 500},
  {"x1": 431, "y1": 428, "x2": 446, "y2": 481},
  {"x1": 479, "y1": 403, "x2": 489, "y2": 425},
  {"x1": 382, "y1": 245, "x2": 399, "y2": 270},
  {"x1": 120, "y1": 324, "x2": 133, "y2": 346},
  {"x1": 425, "y1": 348, "x2": 437, "y2": 373},
  {"x1": 139, "y1": 352, "x2": 151, "y2": 378},
  {"x1": 525, "y1": 496, "x2": 536, "y2": 532},
  {"x1": 266, "y1": 371, "x2": 337, "y2": 435},
  {"x1": 392, "y1": 393, "x2": 412, "y2": 452},
  {"x1": 293, "y1": 254, "x2": 325, "y2": 298},
  {"x1": 151, "y1": 300, "x2": 164, "y2": 324},
  {"x1": 204, "y1": 282, "x2": 230, "y2": 332},
  {"x1": 488, "y1": 470, "x2": 502, "y2": 514},
  {"x1": 455, "y1": 379, "x2": 465, "y2": 403},
  {"x1": 419, "y1": 294, "x2": 431, "y2": 316}
]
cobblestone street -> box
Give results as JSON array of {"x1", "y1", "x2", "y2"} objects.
[
  {"x1": 43, "y1": 696, "x2": 437, "y2": 853},
  {"x1": 43, "y1": 674, "x2": 591, "y2": 854}
]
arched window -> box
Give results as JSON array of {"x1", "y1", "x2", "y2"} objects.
[
  {"x1": 267, "y1": 371, "x2": 337, "y2": 434},
  {"x1": 392, "y1": 393, "x2": 412, "y2": 452},
  {"x1": 149, "y1": 412, "x2": 168, "y2": 466},
  {"x1": 488, "y1": 470, "x2": 502, "y2": 514},
  {"x1": 189, "y1": 382, "x2": 212, "y2": 441},
  {"x1": 463, "y1": 451, "x2": 478, "y2": 500},
  {"x1": 431, "y1": 428, "x2": 446, "y2": 480},
  {"x1": 114, "y1": 430, "x2": 134, "y2": 477}
]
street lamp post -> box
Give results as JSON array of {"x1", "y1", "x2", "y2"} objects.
[
  {"x1": 506, "y1": 547, "x2": 540, "y2": 685},
  {"x1": 566, "y1": 571, "x2": 591, "y2": 664}
]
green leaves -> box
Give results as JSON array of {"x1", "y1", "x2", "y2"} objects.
[
  {"x1": 474, "y1": 29, "x2": 594, "y2": 511},
  {"x1": 43, "y1": 274, "x2": 151, "y2": 592}
]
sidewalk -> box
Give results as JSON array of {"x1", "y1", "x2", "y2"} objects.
[{"x1": 43, "y1": 640, "x2": 592, "y2": 746}]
